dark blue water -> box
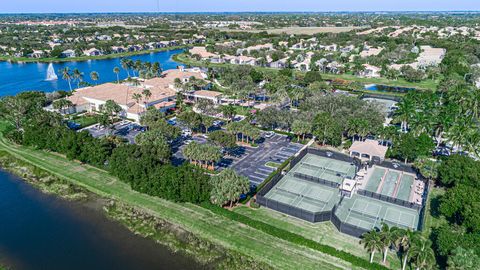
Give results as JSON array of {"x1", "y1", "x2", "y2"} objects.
[
  {"x1": 0, "y1": 170, "x2": 198, "y2": 270},
  {"x1": 364, "y1": 84, "x2": 415, "y2": 92},
  {"x1": 0, "y1": 49, "x2": 184, "y2": 96}
]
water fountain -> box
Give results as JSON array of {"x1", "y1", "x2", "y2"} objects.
[{"x1": 45, "y1": 63, "x2": 58, "y2": 81}]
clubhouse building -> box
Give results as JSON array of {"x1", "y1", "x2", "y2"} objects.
[{"x1": 59, "y1": 68, "x2": 209, "y2": 122}]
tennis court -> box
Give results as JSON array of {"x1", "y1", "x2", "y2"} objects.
[
  {"x1": 379, "y1": 170, "x2": 400, "y2": 197},
  {"x1": 397, "y1": 174, "x2": 414, "y2": 201},
  {"x1": 364, "y1": 167, "x2": 386, "y2": 192},
  {"x1": 264, "y1": 174, "x2": 340, "y2": 213},
  {"x1": 292, "y1": 154, "x2": 357, "y2": 185},
  {"x1": 363, "y1": 166, "x2": 417, "y2": 203},
  {"x1": 335, "y1": 194, "x2": 419, "y2": 231}
]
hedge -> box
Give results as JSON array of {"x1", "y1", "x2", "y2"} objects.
[
  {"x1": 201, "y1": 203, "x2": 389, "y2": 270},
  {"x1": 255, "y1": 156, "x2": 292, "y2": 192}
]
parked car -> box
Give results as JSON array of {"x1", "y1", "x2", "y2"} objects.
[
  {"x1": 213, "y1": 120, "x2": 223, "y2": 126},
  {"x1": 167, "y1": 119, "x2": 176, "y2": 125},
  {"x1": 264, "y1": 131, "x2": 275, "y2": 138}
]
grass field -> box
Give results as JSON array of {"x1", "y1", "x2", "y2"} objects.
[
  {"x1": 423, "y1": 186, "x2": 447, "y2": 236},
  {"x1": 233, "y1": 206, "x2": 402, "y2": 269},
  {"x1": 174, "y1": 54, "x2": 438, "y2": 91},
  {"x1": 0, "y1": 131, "x2": 364, "y2": 270}
]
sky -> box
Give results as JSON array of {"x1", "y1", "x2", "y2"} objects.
[{"x1": 1, "y1": 0, "x2": 479, "y2": 13}]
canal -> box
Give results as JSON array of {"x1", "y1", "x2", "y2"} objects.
[{"x1": 0, "y1": 170, "x2": 199, "y2": 270}]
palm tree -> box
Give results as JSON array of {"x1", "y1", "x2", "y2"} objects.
[
  {"x1": 360, "y1": 229, "x2": 383, "y2": 263},
  {"x1": 142, "y1": 89, "x2": 152, "y2": 107},
  {"x1": 409, "y1": 237, "x2": 435, "y2": 270},
  {"x1": 394, "y1": 229, "x2": 418, "y2": 270},
  {"x1": 394, "y1": 96, "x2": 416, "y2": 133},
  {"x1": 379, "y1": 223, "x2": 396, "y2": 264},
  {"x1": 120, "y1": 58, "x2": 130, "y2": 77},
  {"x1": 72, "y1": 68, "x2": 84, "y2": 89},
  {"x1": 90, "y1": 71, "x2": 99, "y2": 85},
  {"x1": 113, "y1": 66, "x2": 120, "y2": 83},
  {"x1": 132, "y1": 93, "x2": 142, "y2": 114},
  {"x1": 61, "y1": 67, "x2": 73, "y2": 91}
]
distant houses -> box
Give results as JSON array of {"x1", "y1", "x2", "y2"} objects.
[{"x1": 60, "y1": 49, "x2": 76, "y2": 58}]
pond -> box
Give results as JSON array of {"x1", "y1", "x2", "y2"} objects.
[
  {"x1": 365, "y1": 84, "x2": 415, "y2": 93},
  {"x1": 0, "y1": 49, "x2": 185, "y2": 96}
]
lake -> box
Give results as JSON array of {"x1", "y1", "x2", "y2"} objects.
[
  {"x1": 0, "y1": 49, "x2": 185, "y2": 96},
  {"x1": 0, "y1": 170, "x2": 199, "y2": 270}
]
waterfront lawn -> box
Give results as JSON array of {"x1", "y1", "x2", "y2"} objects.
[
  {"x1": 233, "y1": 206, "x2": 402, "y2": 269},
  {"x1": 0, "y1": 134, "x2": 363, "y2": 270}
]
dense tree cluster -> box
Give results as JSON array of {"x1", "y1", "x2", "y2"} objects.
[{"x1": 0, "y1": 92, "x2": 220, "y2": 204}]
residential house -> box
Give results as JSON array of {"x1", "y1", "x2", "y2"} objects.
[
  {"x1": 60, "y1": 49, "x2": 76, "y2": 58},
  {"x1": 83, "y1": 48, "x2": 102, "y2": 56},
  {"x1": 360, "y1": 64, "x2": 382, "y2": 78}
]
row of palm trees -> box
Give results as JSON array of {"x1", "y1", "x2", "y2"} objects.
[
  {"x1": 360, "y1": 224, "x2": 435, "y2": 270},
  {"x1": 182, "y1": 142, "x2": 222, "y2": 170},
  {"x1": 119, "y1": 58, "x2": 162, "y2": 79},
  {"x1": 60, "y1": 67, "x2": 99, "y2": 91},
  {"x1": 225, "y1": 121, "x2": 261, "y2": 145}
]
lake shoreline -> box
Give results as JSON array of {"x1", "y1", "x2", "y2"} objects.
[
  {"x1": 0, "y1": 150, "x2": 265, "y2": 270},
  {"x1": 0, "y1": 46, "x2": 189, "y2": 64}
]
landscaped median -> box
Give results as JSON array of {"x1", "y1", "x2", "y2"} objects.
[{"x1": 0, "y1": 134, "x2": 364, "y2": 270}]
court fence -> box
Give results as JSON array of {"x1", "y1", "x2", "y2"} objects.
[
  {"x1": 293, "y1": 172, "x2": 341, "y2": 188},
  {"x1": 331, "y1": 204, "x2": 370, "y2": 238},
  {"x1": 256, "y1": 146, "x2": 426, "y2": 237},
  {"x1": 357, "y1": 189, "x2": 422, "y2": 211}
]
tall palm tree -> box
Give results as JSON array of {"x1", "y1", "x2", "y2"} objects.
[
  {"x1": 113, "y1": 66, "x2": 120, "y2": 83},
  {"x1": 120, "y1": 58, "x2": 130, "y2": 77},
  {"x1": 142, "y1": 89, "x2": 152, "y2": 109},
  {"x1": 394, "y1": 229, "x2": 418, "y2": 270},
  {"x1": 61, "y1": 67, "x2": 73, "y2": 91},
  {"x1": 409, "y1": 236, "x2": 435, "y2": 270},
  {"x1": 394, "y1": 95, "x2": 416, "y2": 133},
  {"x1": 72, "y1": 68, "x2": 84, "y2": 89},
  {"x1": 90, "y1": 71, "x2": 99, "y2": 85},
  {"x1": 379, "y1": 223, "x2": 396, "y2": 264},
  {"x1": 360, "y1": 229, "x2": 383, "y2": 263},
  {"x1": 132, "y1": 93, "x2": 142, "y2": 114}
]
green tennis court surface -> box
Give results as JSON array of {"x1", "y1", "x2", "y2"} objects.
[
  {"x1": 363, "y1": 166, "x2": 416, "y2": 203},
  {"x1": 265, "y1": 174, "x2": 340, "y2": 213},
  {"x1": 335, "y1": 194, "x2": 419, "y2": 231},
  {"x1": 291, "y1": 154, "x2": 357, "y2": 185}
]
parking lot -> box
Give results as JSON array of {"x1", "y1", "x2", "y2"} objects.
[
  {"x1": 229, "y1": 134, "x2": 303, "y2": 186},
  {"x1": 81, "y1": 121, "x2": 144, "y2": 144},
  {"x1": 171, "y1": 132, "x2": 303, "y2": 186}
]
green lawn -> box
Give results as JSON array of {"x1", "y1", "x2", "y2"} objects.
[
  {"x1": 70, "y1": 114, "x2": 98, "y2": 128},
  {"x1": 265, "y1": 161, "x2": 282, "y2": 168},
  {"x1": 233, "y1": 206, "x2": 402, "y2": 269},
  {"x1": 423, "y1": 186, "x2": 447, "y2": 236},
  {"x1": 0, "y1": 133, "x2": 363, "y2": 270},
  {"x1": 174, "y1": 53, "x2": 439, "y2": 91}
]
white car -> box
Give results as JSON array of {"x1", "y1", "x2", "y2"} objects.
[{"x1": 264, "y1": 131, "x2": 275, "y2": 138}]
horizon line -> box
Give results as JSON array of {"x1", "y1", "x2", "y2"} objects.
[{"x1": 1, "y1": 10, "x2": 480, "y2": 15}]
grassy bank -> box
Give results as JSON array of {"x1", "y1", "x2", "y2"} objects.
[
  {"x1": 105, "y1": 201, "x2": 271, "y2": 269},
  {"x1": 0, "y1": 46, "x2": 187, "y2": 63},
  {"x1": 0, "y1": 133, "x2": 361, "y2": 269},
  {"x1": 174, "y1": 53, "x2": 438, "y2": 91}
]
